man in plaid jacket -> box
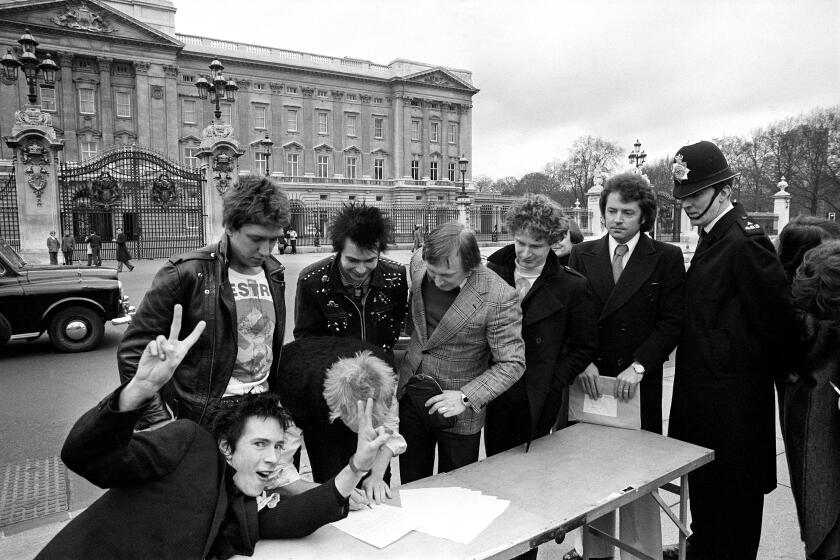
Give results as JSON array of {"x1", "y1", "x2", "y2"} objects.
[{"x1": 397, "y1": 222, "x2": 525, "y2": 483}]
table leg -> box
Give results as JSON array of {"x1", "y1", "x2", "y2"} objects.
[{"x1": 679, "y1": 475, "x2": 688, "y2": 560}]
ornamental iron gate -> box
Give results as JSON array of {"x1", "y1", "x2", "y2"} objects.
[
  {"x1": 0, "y1": 167, "x2": 19, "y2": 252},
  {"x1": 58, "y1": 145, "x2": 205, "y2": 260},
  {"x1": 655, "y1": 192, "x2": 682, "y2": 243}
]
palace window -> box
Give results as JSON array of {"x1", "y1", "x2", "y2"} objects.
[
  {"x1": 286, "y1": 109, "x2": 298, "y2": 132},
  {"x1": 80, "y1": 141, "x2": 98, "y2": 160},
  {"x1": 115, "y1": 91, "x2": 131, "y2": 118},
  {"x1": 79, "y1": 88, "x2": 95, "y2": 114},
  {"x1": 430, "y1": 122, "x2": 440, "y2": 143},
  {"x1": 254, "y1": 105, "x2": 267, "y2": 129},
  {"x1": 183, "y1": 146, "x2": 199, "y2": 169},
  {"x1": 430, "y1": 161, "x2": 439, "y2": 181},
  {"x1": 181, "y1": 74, "x2": 194, "y2": 83},
  {"x1": 220, "y1": 103, "x2": 232, "y2": 126},
  {"x1": 448, "y1": 162, "x2": 456, "y2": 181},
  {"x1": 346, "y1": 156, "x2": 357, "y2": 179},
  {"x1": 255, "y1": 152, "x2": 268, "y2": 175},
  {"x1": 317, "y1": 89, "x2": 329, "y2": 98},
  {"x1": 255, "y1": 83, "x2": 265, "y2": 90},
  {"x1": 346, "y1": 114, "x2": 357, "y2": 137},
  {"x1": 347, "y1": 93, "x2": 357, "y2": 102},
  {"x1": 183, "y1": 99, "x2": 197, "y2": 124},
  {"x1": 286, "y1": 86, "x2": 297, "y2": 94},
  {"x1": 448, "y1": 123, "x2": 458, "y2": 144},
  {"x1": 373, "y1": 117, "x2": 384, "y2": 139},
  {"x1": 411, "y1": 159, "x2": 420, "y2": 180},
  {"x1": 373, "y1": 158, "x2": 384, "y2": 180},
  {"x1": 374, "y1": 97, "x2": 383, "y2": 104},
  {"x1": 318, "y1": 112, "x2": 329, "y2": 134},
  {"x1": 40, "y1": 86, "x2": 56, "y2": 112},
  {"x1": 411, "y1": 120, "x2": 421, "y2": 141},
  {"x1": 286, "y1": 153, "x2": 300, "y2": 176},
  {"x1": 317, "y1": 154, "x2": 330, "y2": 177}
]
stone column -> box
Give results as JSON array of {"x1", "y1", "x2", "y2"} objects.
[
  {"x1": 456, "y1": 192, "x2": 472, "y2": 228},
  {"x1": 392, "y1": 94, "x2": 403, "y2": 180},
  {"x1": 133, "y1": 61, "x2": 151, "y2": 148},
  {"x1": 3, "y1": 108, "x2": 65, "y2": 262},
  {"x1": 459, "y1": 103, "x2": 473, "y2": 182},
  {"x1": 196, "y1": 123, "x2": 244, "y2": 243},
  {"x1": 421, "y1": 99, "x2": 430, "y2": 179},
  {"x1": 301, "y1": 87, "x2": 314, "y2": 175},
  {"x1": 97, "y1": 57, "x2": 114, "y2": 148},
  {"x1": 163, "y1": 65, "x2": 180, "y2": 161},
  {"x1": 586, "y1": 177, "x2": 605, "y2": 238},
  {"x1": 56, "y1": 52, "x2": 78, "y2": 159},
  {"x1": 773, "y1": 176, "x2": 792, "y2": 235}
]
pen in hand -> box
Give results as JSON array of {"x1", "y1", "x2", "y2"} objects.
[{"x1": 829, "y1": 381, "x2": 840, "y2": 396}]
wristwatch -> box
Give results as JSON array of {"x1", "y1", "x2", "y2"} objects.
[
  {"x1": 348, "y1": 454, "x2": 370, "y2": 476},
  {"x1": 631, "y1": 362, "x2": 645, "y2": 376},
  {"x1": 460, "y1": 392, "x2": 470, "y2": 407}
]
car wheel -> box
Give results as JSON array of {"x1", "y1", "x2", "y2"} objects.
[
  {"x1": 48, "y1": 306, "x2": 105, "y2": 352},
  {"x1": 0, "y1": 313, "x2": 10, "y2": 345}
]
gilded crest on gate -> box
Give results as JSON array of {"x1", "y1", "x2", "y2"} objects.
[
  {"x1": 90, "y1": 171, "x2": 122, "y2": 208},
  {"x1": 152, "y1": 174, "x2": 179, "y2": 209}
]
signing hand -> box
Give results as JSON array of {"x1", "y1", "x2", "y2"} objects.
[
  {"x1": 362, "y1": 475, "x2": 392, "y2": 505},
  {"x1": 349, "y1": 488, "x2": 370, "y2": 511},
  {"x1": 614, "y1": 365, "x2": 643, "y2": 401},
  {"x1": 425, "y1": 390, "x2": 466, "y2": 418},
  {"x1": 119, "y1": 304, "x2": 206, "y2": 411},
  {"x1": 579, "y1": 363, "x2": 601, "y2": 399}
]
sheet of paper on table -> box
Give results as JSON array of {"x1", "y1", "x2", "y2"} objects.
[
  {"x1": 399, "y1": 487, "x2": 510, "y2": 544},
  {"x1": 568, "y1": 376, "x2": 642, "y2": 430},
  {"x1": 329, "y1": 503, "x2": 419, "y2": 549},
  {"x1": 583, "y1": 393, "x2": 617, "y2": 417}
]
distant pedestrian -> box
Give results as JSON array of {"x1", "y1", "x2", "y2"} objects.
[
  {"x1": 412, "y1": 224, "x2": 423, "y2": 251},
  {"x1": 288, "y1": 228, "x2": 298, "y2": 253},
  {"x1": 113, "y1": 227, "x2": 134, "y2": 272},
  {"x1": 60, "y1": 229, "x2": 74, "y2": 265},
  {"x1": 85, "y1": 231, "x2": 102, "y2": 266},
  {"x1": 47, "y1": 231, "x2": 60, "y2": 265},
  {"x1": 276, "y1": 232, "x2": 288, "y2": 255}
]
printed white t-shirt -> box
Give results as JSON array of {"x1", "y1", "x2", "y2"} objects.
[{"x1": 225, "y1": 268, "x2": 275, "y2": 396}]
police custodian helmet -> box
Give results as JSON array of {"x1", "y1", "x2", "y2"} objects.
[{"x1": 672, "y1": 140, "x2": 740, "y2": 199}]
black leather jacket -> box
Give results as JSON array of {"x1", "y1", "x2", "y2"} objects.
[
  {"x1": 293, "y1": 254, "x2": 407, "y2": 352},
  {"x1": 118, "y1": 235, "x2": 287, "y2": 429}
]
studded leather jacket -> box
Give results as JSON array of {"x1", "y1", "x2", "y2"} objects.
[
  {"x1": 117, "y1": 235, "x2": 287, "y2": 429},
  {"x1": 294, "y1": 254, "x2": 408, "y2": 352}
]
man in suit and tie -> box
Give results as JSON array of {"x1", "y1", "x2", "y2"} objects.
[
  {"x1": 397, "y1": 222, "x2": 525, "y2": 484},
  {"x1": 565, "y1": 171, "x2": 685, "y2": 560}
]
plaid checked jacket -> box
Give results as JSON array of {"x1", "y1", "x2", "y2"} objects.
[{"x1": 397, "y1": 251, "x2": 525, "y2": 435}]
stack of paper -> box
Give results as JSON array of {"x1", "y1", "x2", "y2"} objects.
[
  {"x1": 399, "y1": 487, "x2": 510, "y2": 544},
  {"x1": 330, "y1": 504, "x2": 419, "y2": 549}
]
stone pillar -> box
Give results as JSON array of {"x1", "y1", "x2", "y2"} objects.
[
  {"x1": 3, "y1": 108, "x2": 65, "y2": 263},
  {"x1": 56, "y1": 52, "x2": 78, "y2": 159},
  {"x1": 456, "y1": 192, "x2": 472, "y2": 228},
  {"x1": 392, "y1": 94, "x2": 403, "y2": 180},
  {"x1": 301, "y1": 87, "x2": 314, "y2": 175},
  {"x1": 773, "y1": 176, "x2": 792, "y2": 235},
  {"x1": 679, "y1": 205, "x2": 696, "y2": 250},
  {"x1": 420, "y1": 99, "x2": 430, "y2": 179},
  {"x1": 460, "y1": 103, "x2": 473, "y2": 182},
  {"x1": 586, "y1": 177, "x2": 604, "y2": 238},
  {"x1": 97, "y1": 57, "x2": 114, "y2": 148},
  {"x1": 196, "y1": 122, "x2": 244, "y2": 243},
  {"x1": 163, "y1": 65, "x2": 180, "y2": 161},
  {"x1": 134, "y1": 61, "x2": 151, "y2": 148}
]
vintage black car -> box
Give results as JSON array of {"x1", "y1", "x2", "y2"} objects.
[{"x1": 0, "y1": 238, "x2": 133, "y2": 352}]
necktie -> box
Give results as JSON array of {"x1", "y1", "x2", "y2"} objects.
[{"x1": 612, "y1": 244, "x2": 628, "y2": 283}]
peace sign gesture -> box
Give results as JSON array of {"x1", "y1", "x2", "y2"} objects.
[{"x1": 118, "y1": 305, "x2": 206, "y2": 411}]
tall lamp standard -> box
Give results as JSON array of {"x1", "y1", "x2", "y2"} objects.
[
  {"x1": 260, "y1": 132, "x2": 273, "y2": 177},
  {"x1": 628, "y1": 139, "x2": 647, "y2": 172},
  {"x1": 194, "y1": 59, "x2": 238, "y2": 121},
  {"x1": 458, "y1": 155, "x2": 469, "y2": 195},
  {"x1": 456, "y1": 155, "x2": 471, "y2": 227},
  {"x1": 1, "y1": 28, "x2": 59, "y2": 105}
]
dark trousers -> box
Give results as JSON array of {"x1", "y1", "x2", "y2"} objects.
[
  {"x1": 290, "y1": 239, "x2": 297, "y2": 253},
  {"x1": 62, "y1": 250, "x2": 72, "y2": 265},
  {"x1": 686, "y1": 473, "x2": 765, "y2": 560},
  {"x1": 87, "y1": 249, "x2": 101, "y2": 266},
  {"x1": 398, "y1": 393, "x2": 481, "y2": 484},
  {"x1": 49, "y1": 251, "x2": 58, "y2": 265}
]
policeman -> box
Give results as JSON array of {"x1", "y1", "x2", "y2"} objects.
[{"x1": 665, "y1": 141, "x2": 792, "y2": 560}]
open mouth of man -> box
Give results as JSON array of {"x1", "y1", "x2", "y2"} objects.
[{"x1": 256, "y1": 470, "x2": 272, "y2": 482}]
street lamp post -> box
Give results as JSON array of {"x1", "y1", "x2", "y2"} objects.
[
  {"x1": 1, "y1": 29, "x2": 59, "y2": 105},
  {"x1": 194, "y1": 59, "x2": 238, "y2": 121},
  {"x1": 260, "y1": 132, "x2": 273, "y2": 177},
  {"x1": 628, "y1": 139, "x2": 647, "y2": 172},
  {"x1": 456, "y1": 155, "x2": 471, "y2": 227},
  {"x1": 458, "y1": 155, "x2": 469, "y2": 195}
]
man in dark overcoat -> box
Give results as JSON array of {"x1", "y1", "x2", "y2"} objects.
[
  {"x1": 484, "y1": 195, "x2": 597, "y2": 457},
  {"x1": 564, "y1": 172, "x2": 685, "y2": 560},
  {"x1": 666, "y1": 141, "x2": 793, "y2": 560}
]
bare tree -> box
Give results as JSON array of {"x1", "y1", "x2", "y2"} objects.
[
  {"x1": 472, "y1": 174, "x2": 496, "y2": 193},
  {"x1": 552, "y1": 136, "x2": 623, "y2": 204}
]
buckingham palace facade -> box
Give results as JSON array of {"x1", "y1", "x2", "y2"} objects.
[{"x1": 0, "y1": 0, "x2": 514, "y2": 260}]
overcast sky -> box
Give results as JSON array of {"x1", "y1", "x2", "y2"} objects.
[{"x1": 175, "y1": 0, "x2": 839, "y2": 179}]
